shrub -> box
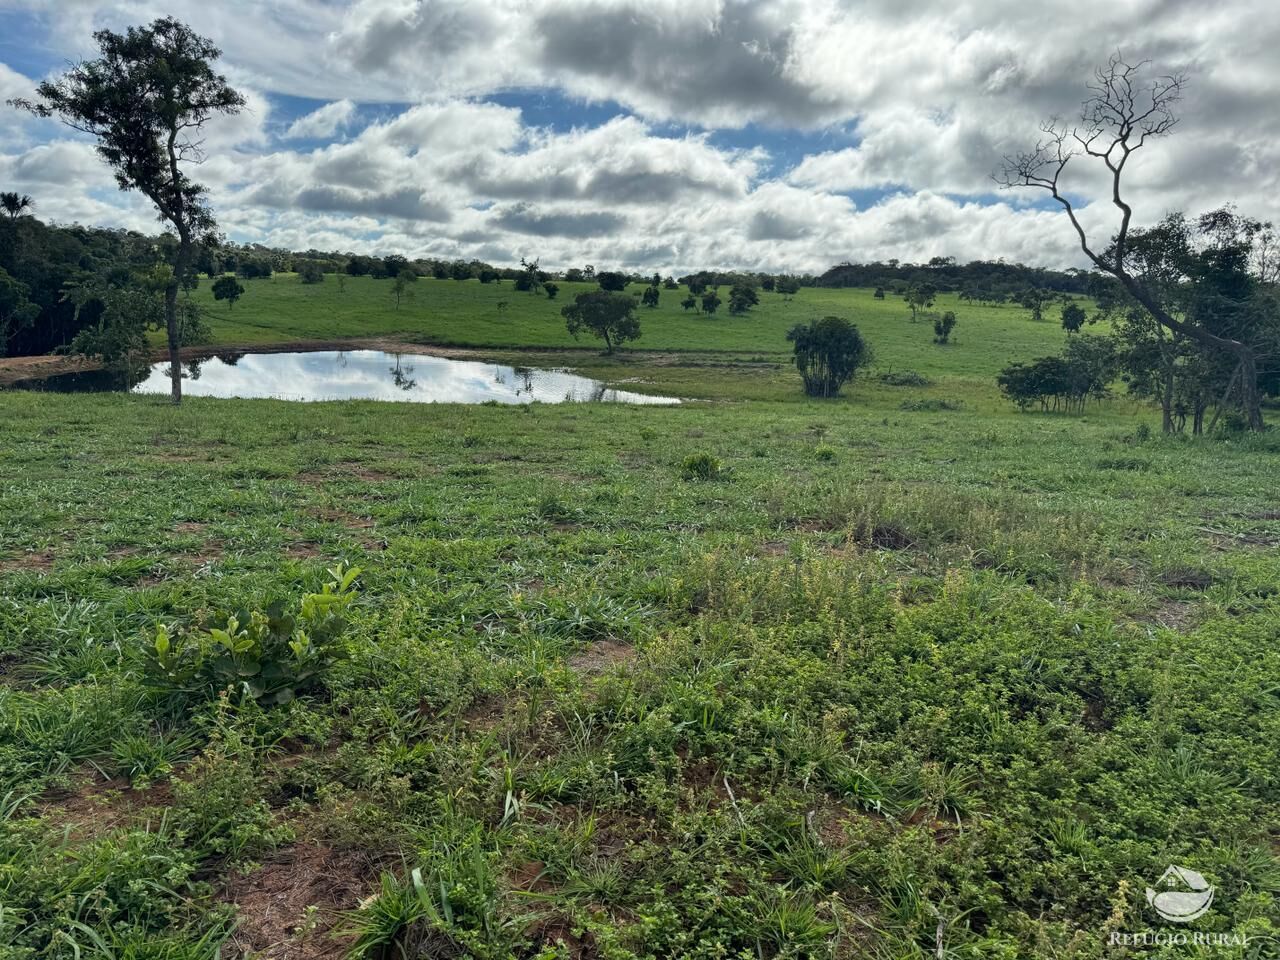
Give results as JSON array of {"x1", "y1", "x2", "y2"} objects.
[
  {"x1": 680, "y1": 452, "x2": 724, "y2": 481},
  {"x1": 144, "y1": 564, "x2": 361, "y2": 706},
  {"x1": 900, "y1": 398, "x2": 964, "y2": 412},
  {"x1": 932, "y1": 310, "x2": 957, "y2": 344},
  {"x1": 787, "y1": 316, "x2": 872, "y2": 398},
  {"x1": 815, "y1": 444, "x2": 837, "y2": 462},
  {"x1": 298, "y1": 261, "x2": 325, "y2": 284},
  {"x1": 877, "y1": 370, "x2": 932, "y2": 387}
]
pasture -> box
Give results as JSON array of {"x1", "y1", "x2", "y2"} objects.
[{"x1": 2, "y1": 283, "x2": 1278, "y2": 959}]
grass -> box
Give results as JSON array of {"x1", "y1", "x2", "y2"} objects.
[
  {"x1": 2, "y1": 285, "x2": 1278, "y2": 958},
  {"x1": 190, "y1": 274, "x2": 1080, "y2": 381}
]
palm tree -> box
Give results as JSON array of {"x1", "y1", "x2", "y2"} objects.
[{"x1": 1, "y1": 192, "x2": 33, "y2": 220}]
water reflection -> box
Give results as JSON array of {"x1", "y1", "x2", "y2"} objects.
[{"x1": 10, "y1": 350, "x2": 681, "y2": 405}]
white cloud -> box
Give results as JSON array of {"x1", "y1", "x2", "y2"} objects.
[
  {"x1": 283, "y1": 99, "x2": 356, "y2": 140},
  {"x1": 1, "y1": 0, "x2": 1278, "y2": 272}
]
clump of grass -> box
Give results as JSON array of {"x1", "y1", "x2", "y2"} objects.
[
  {"x1": 899, "y1": 398, "x2": 963, "y2": 412},
  {"x1": 680, "y1": 452, "x2": 725, "y2": 481},
  {"x1": 815, "y1": 444, "x2": 838, "y2": 462},
  {"x1": 877, "y1": 370, "x2": 933, "y2": 387}
]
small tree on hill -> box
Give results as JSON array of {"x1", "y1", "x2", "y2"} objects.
[
  {"x1": 933, "y1": 311, "x2": 957, "y2": 344},
  {"x1": 728, "y1": 282, "x2": 759, "y2": 314},
  {"x1": 298, "y1": 261, "x2": 324, "y2": 284},
  {"x1": 903, "y1": 282, "x2": 936, "y2": 320},
  {"x1": 597, "y1": 271, "x2": 627, "y2": 291},
  {"x1": 680, "y1": 294, "x2": 698, "y2": 311},
  {"x1": 1061, "y1": 302, "x2": 1088, "y2": 333},
  {"x1": 1, "y1": 192, "x2": 33, "y2": 221},
  {"x1": 641, "y1": 284, "x2": 660, "y2": 308},
  {"x1": 562, "y1": 290, "x2": 641, "y2": 354},
  {"x1": 391, "y1": 270, "x2": 416, "y2": 309},
  {"x1": 211, "y1": 275, "x2": 244, "y2": 310},
  {"x1": 787, "y1": 316, "x2": 872, "y2": 397},
  {"x1": 1017, "y1": 287, "x2": 1052, "y2": 322},
  {"x1": 543, "y1": 281, "x2": 559, "y2": 300},
  {"x1": 700, "y1": 289, "x2": 722, "y2": 316}
]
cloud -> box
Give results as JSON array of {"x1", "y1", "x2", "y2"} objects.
[
  {"x1": 1, "y1": 0, "x2": 1278, "y2": 272},
  {"x1": 490, "y1": 202, "x2": 626, "y2": 237},
  {"x1": 284, "y1": 99, "x2": 356, "y2": 140}
]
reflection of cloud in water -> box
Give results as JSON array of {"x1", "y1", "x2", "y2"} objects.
[{"x1": 131, "y1": 351, "x2": 680, "y2": 405}]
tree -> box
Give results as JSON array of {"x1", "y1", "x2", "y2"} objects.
[
  {"x1": 1, "y1": 193, "x2": 33, "y2": 221},
  {"x1": 873, "y1": 286, "x2": 885, "y2": 299},
  {"x1": 776, "y1": 276, "x2": 801, "y2": 298},
  {"x1": 933, "y1": 311, "x2": 957, "y2": 344},
  {"x1": 597, "y1": 271, "x2": 627, "y2": 292},
  {"x1": 298, "y1": 261, "x2": 324, "y2": 284},
  {"x1": 998, "y1": 54, "x2": 1266, "y2": 430},
  {"x1": 680, "y1": 294, "x2": 698, "y2": 311},
  {"x1": 902, "y1": 282, "x2": 936, "y2": 320},
  {"x1": 0, "y1": 269, "x2": 39, "y2": 355},
  {"x1": 787, "y1": 316, "x2": 872, "y2": 397},
  {"x1": 391, "y1": 270, "x2": 416, "y2": 310},
  {"x1": 543, "y1": 281, "x2": 559, "y2": 300},
  {"x1": 1016, "y1": 287, "x2": 1052, "y2": 322},
  {"x1": 211, "y1": 275, "x2": 244, "y2": 310},
  {"x1": 728, "y1": 282, "x2": 759, "y2": 314},
  {"x1": 1061, "y1": 302, "x2": 1088, "y2": 333},
  {"x1": 641, "y1": 284, "x2": 660, "y2": 308},
  {"x1": 10, "y1": 17, "x2": 245, "y2": 404},
  {"x1": 700, "y1": 289, "x2": 722, "y2": 316},
  {"x1": 562, "y1": 290, "x2": 640, "y2": 354}
]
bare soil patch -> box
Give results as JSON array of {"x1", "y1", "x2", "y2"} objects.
[
  {"x1": 221, "y1": 842, "x2": 378, "y2": 960},
  {"x1": 567, "y1": 639, "x2": 636, "y2": 674}
]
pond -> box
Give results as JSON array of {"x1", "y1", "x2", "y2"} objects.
[{"x1": 6, "y1": 350, "x2": 682, "y2": 405}]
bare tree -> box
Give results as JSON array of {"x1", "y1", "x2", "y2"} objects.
[{"x1": 997, "y1": 54, "x2": 1265, "y2": 430}]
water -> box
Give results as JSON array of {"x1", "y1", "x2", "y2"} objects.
[{"x1": 7, "y1": 350, "x2": 681, "y2": 405}]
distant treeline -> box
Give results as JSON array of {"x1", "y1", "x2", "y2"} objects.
[{"x1": 817, "y1": 257, "x2": 1093, "y2": 298}]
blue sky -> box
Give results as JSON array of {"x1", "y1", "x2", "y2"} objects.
[{"x1": 2, "y1": 0, "x2": 1276, "y2": 274}]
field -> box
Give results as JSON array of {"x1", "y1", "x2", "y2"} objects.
[{"x1": 2, "y1": 282, "x2": 1279, "y2": 959}]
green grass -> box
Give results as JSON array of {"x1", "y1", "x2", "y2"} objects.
[
  {"x1": 191, "y1": 275, "x2": 1079, "y2": 381},
  {"x1": 2, "y1": 279, "x2": 1275, "y2": 957},
  {"x1": 1, "y1": 375, "x2": 1278, "y2": 957}
]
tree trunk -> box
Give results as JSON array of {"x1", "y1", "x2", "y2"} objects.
[
  {"x1": 165, "y1": 277, "x2": 181, "y2": 404},
  {"x1": 1160, "y1": 364, "x2": 1175, "y2": 434}
]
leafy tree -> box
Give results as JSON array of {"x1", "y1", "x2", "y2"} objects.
[
  {"x1": 761, "y1": 276, "x2": 776, "y2": 292},
  {"x1": 1061, "y1": 302, "x2": 1088, "y2": 333},
  {"x1": 597, "y1": 271, "x2": 627, "y2": 291},
  {"x1": 700, "y1": 289, "x2": 722, "y2": 316},
  {"x1": 933, "y1": 311, "x2": 957, "y2": 344},
  {"x1": 1, "y1": 192, "x2": 33, "y2": 221},
  {"x1": 997, "y1": 335, "x2": 1118, "y2": 413},
  {"x1": 902, "y1": 281, "x2": 936, "y2": 319},
  {"x1": 728, "y1": 282, "x2": 759, "y2": 314},
  {"x1": 562, "y1": 290, "x2": 640, "y2": 354},
  {"x1": 391, "y1": 270, "x2": 416, "y2": 310},
  {"x1": 478, "y1": 268, "x2": 500, "y2": 284},
  {"x1": 1016, "y1": 287, "x2": 1052, "y2": 322},
  {"x1": 297, "y1": 261, "x2": 324, "y2": 284},
  {"x1": 776, "y1": 276, "x2": 801, "y2": 298},
  {"x1": 787, "y1": 316, "x2": 872, "y2": 397},
  {"x1": 211, "y1": 275, "x2": 244, "y2": 310},
  {"x1": 680, "y1": 294, "x2": 698, "y2": 311},
  {"x1": 687, "y1": 276, "x2": 708, "y2": 296},
  {"x1": 873, "y1": 286, "x2": 885, "y2": 299},
  {"x1": 0, "y1": 268, "x2": 39, "y2": 355},
  {"x1": 543, "y1": 281, "x2": 559, "y2": 300},
  {"x1": 10, "y1": 17, "x2": 245, "y2": 403},
  {"x1": 641, "y1": 285, "x2": 660, "y2": 308}
]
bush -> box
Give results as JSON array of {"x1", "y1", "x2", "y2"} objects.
[
  {"x1": 298, "y1": 261, "x2": 325, "y2": 284},
  {"x1": 877, "y1": 370, "x2": 932, "y2": 387},
  {"x1": 815, "y1": 444, "x2": 837, "y2": 462},
  {"x1": 143, "y1": 564, "x2": 361, "y2": 706},
  {"x1": 787, "y1": 316, "x2": 872, "y2": 398},
  {"x1": 900, "y1": 398, "x2": 964, "y2": 412},
  {"x1": 680, "y1": 452, "x2": 724, "y2": 481}
]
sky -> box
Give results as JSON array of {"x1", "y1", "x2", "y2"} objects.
[{"x1": 1, "y1": 0, "x2": 1278, "y2": 275}]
